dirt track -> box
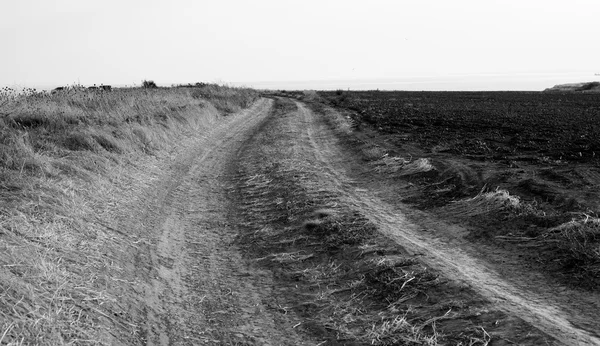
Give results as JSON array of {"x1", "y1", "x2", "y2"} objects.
[
  {"x1": 106, "y1": 99, "x2": 311, "y2": 345},
  {"x1": 106, "y1": 98, "x2": 600, "y2": 345},
  {"x1": 292, "y1": 101, "x2": 600, "y2": 345}
]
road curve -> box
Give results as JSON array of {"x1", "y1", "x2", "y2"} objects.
[{"x1": 107, "y1": 99, "x2": 313, "y2": 345}]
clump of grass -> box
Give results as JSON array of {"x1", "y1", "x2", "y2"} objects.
[
  {"x1": 371, "y1": 156, "x2": 436, "y2": 177},
  {"x1": 365, "y1": 314, "x2": 440, "y2": 346},
  {"x1": 91, "y1": 132, "x2": 123, "y2": 153},
  {"x1": 372, "y1": 155, "x2": 412, "y2": 173},
  {"x1": 443, "y1": 187, "x2": 521, "y2": 217},
  {"x1": 64, "y1": 131, "x2": 99, "y2": 151},
  {"x1": 400, "y1": 158, "x2": 435, "y2": 176},
  {"x1": 187, "y1": 83, "x2": 258, "y2": 114},
  {"x1": 304, "y1": 215, "x2": 377, "y2": 249},
  {"x1": 362, "y1": 145, "x2": 387, "y2": 160},
  {"x1": 320, "y1": 107, "x2": 356, "y2": 135},
  {"x1": 543, "y1": 215, "x2": 600, "y2": 280}
]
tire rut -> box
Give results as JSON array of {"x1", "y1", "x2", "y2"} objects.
[{"x1": 106, "y1": 99, "x2": 310, "y2": 345}]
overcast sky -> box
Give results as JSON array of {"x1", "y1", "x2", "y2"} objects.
[{"x1": 1, "y1": 0, "x2": 598, "y2": 90}]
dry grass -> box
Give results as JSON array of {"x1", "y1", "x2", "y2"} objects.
[
  {"x1": 400, "y1": 158, "x2": 435, "y2": 176},
  {"x1": 186, "y1": 83, "x2": 257, "y2": 114},
  {"x1": 372, "y1": 155, "x2": 411, "y2": 173},
  {"x1": 0, "y1": 85, "x2": 258, "y2": 345},
  {"x1": 542, "y1": 215, "x2": 600, "y2": 279},
  {"x1": 362, "y1": 145, "x2": 388, "y2": 160},
  {"x1": 442, "y1": 187, "x2": 521, "y2": 218},
  {"x1": 442, "y1": 185, "x2": 600, "y2": 285}
]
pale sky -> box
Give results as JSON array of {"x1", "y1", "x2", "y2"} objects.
[{"x1": 1, "y1": 0, "x2": 599, "y2": 90}]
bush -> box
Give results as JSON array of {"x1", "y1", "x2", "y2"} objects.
[{"x1": 142, "y1": 80, "x2": 158, "y2": 89}]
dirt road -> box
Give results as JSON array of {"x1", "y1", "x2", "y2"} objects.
[
  {"x1": 105, "y1": 97, "x2": 599, "y2": 345},
  {"x1": 105, "y1": 99, "x2": 312, "y2": 345}
]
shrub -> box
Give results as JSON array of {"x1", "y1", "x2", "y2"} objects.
[{"x1": 142, "y1": 80, "x2": 158, "y2": 89}]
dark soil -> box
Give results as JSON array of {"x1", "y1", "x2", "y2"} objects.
[
  {"x1": 314, "y1": 90, "x2": 600, "y2": 289},
  {"x1": 322, "y1": 91, "x2": 600, "y2": 163}
]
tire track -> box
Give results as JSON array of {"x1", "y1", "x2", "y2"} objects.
[
  {"x1": 107, "y1": 99, "x2": 312, "y2": 345},
  {"x1": 293, "y1": 101, "x2": 600, "y2": 346}
]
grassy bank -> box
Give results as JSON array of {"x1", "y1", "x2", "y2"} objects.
[{"x1": 0, "y1": 85, "x2": 257, "y2": 344}]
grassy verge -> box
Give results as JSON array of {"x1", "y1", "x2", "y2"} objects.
[
  {"x1": 0, "y1": 85, "x2": 258, "y2": 345},
  {"x1": 230, "y1": 98, "x2": 550, "y2": 345}
]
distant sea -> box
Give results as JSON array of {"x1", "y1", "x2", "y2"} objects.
[{"x1": 236, "y1": 72, "x2": 599, "y2": 91}]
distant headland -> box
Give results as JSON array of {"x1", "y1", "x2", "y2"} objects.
[{"x1": 544, "y1": 81, "x2": 600, "y2": 92}]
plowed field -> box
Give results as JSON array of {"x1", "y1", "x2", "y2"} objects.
[{"x1": 324, "y1": 91, "x2": 600, "y2": 163}]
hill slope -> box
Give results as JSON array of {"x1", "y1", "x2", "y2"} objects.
[{"x1": 544, "y1": 81, "x2": 600, "y2": 92}]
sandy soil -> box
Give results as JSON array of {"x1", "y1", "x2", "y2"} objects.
[{"x1": 98, "y1": 97, "x2": 600, "y2": 345}]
